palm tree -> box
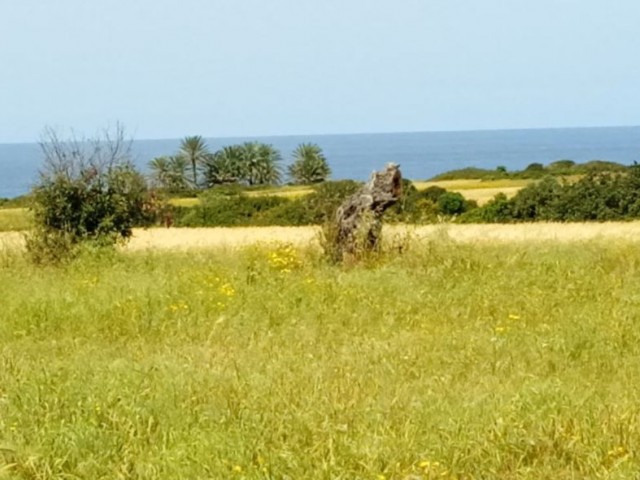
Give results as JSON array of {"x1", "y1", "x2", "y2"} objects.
[
  {"x1": 203, "y1": 146, "x2": 245, "y2": 186},
  {"x1": 167, "y1": 156, "x2": 190, "y2": 191},
  {"x1": 241, "y1": 142, "x2": 282, "y2": 185},
  {"x1": 147, "y1": 155, "x2": 189, "y2": 191},
  {"x1": 178, "y1": 135, "x2": 210, "y2": 188},
  {"x1": 148, "y1": 156, "x2": 171, "y2": 188},
  {"x1": 288, "y1": 143, "x2": 331, "y2": 184}
]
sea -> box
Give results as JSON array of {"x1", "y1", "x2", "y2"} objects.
[{"x1": 1, "y1": 126, "x2": 639, "y2": 199}]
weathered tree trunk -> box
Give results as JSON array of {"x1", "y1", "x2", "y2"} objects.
[{"x1": 332, "y1": 163, "x2": 402, "y2": 262}]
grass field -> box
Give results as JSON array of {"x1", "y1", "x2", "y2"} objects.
[
  {"x1": 0, "y1": 208, "x2": 32, "y2": 232},
  {"x1": 2, "y1": 233, "x2": 640, "y2": 478},
  {"x1": 414, "y1": 179, "x2": 532, "y2": 205}
]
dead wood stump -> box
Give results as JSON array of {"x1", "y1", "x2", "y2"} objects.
[{"x1": 331, "y1": 163, "x2": 402, "y2": 262}]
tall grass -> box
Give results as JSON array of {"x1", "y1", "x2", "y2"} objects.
[
  {"x1": 0, "y1": 208, "x2": 32, "y2": 232},
  {"x1": 1, "y1": 240, "x2": 640, "y2": 478}
]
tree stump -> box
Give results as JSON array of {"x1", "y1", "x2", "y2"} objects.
[{"x1": 332, "y1": 163, "x2": 402, "y2": 262}]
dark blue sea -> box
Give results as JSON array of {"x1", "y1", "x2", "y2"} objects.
[{"x1": 1, "y1": 126, "x2": 639, "y2": 199}]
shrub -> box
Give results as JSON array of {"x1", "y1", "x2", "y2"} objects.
[
  {"x1": 548, "y1": 159, "x2": 576, "y2": 175},
  {"x1": 437, "y1": 192, "x2": 468, "y2": 216},
  {"x1": 510, "y1": 176, "x2": 563, "y2": 221},
  {"x1": 421, "y1": 185, "x2": 448, "y2": 203},
  {"x1": 429, "y1": 167, "x2": 498, "y2": 181},
  {"x1": 459, "y1": 192, "x2": 513, "y2": 223},
  {"x1": 175, "y1": 194, "x2": 289, "y2": 227},
  {"x1": 26, "y1": 126, "x2": 158, "y2": 263}
]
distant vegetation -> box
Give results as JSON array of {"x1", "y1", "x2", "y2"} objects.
[
  {"x1": 148, "y1": 136, "x2": 331, "y2": 191},
  {"x1": 459, "y1": 167, "x2": 640, "y2": 223},
  {"x1": 430, "y1": 159, "x2": 629, "y2": 181}
]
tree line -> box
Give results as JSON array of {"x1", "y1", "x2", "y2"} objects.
[{"x1": 148, "y1": 136, "x2": 331, "y2": 191}]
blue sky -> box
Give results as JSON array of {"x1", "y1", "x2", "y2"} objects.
[{"x1": 1, "y1": 0, "x2": 639, "y2": 142}]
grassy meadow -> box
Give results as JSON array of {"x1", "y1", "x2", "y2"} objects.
[
  {"x1": 0, "y1": 209, "x2": 32, "y2": 232},
  {"x1": 2, "y1": 237, "x2": 640, "y2": 479}
]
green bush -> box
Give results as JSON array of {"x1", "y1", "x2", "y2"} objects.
[
  {"x1": 27, "y1": 127, "x2": 158, "y2": 263},
  {"x1": 510, "y1": 176, "x2": 564, "y2": 221},
  {"x1": 437, "y1": 191, "x2": 468, "y2": 216},
  {"x1": 429, "y1": 167, "x2": 499, "y2": 181},
  {"x1": 175, "y1": 194, "x2": 289, "y2": 227}
]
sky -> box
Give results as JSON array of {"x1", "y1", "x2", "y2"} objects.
[{"x1": 1, "y1": 0, "x2": 639, "y2": 143}]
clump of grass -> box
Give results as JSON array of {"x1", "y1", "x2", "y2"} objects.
[{"x1": 1, "y1": 240, "x2": 640, "y2": 478}]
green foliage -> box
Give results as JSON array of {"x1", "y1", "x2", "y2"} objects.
[
  {"x1": 437, "y1": 191, "x2": 469, "y2": 215},
  {"x1": 301, "y1": 180, "x2": 361, "y2": 224},
  {"x1": 176, "y1": 192, "x2": 289, "y2": 227},
  {"x1": 421, "y1": 185, "x2": 448, "y2": 203},
  {"x1": 466, "y1": 167, "x2": 640, "y2": 223},
  {"x1": 429, "y1": 167, "x2": 500, "y2": 181},
  {"x1": 27, "y1": 127, "x2": 158, "y2": 263},
  {"x1": 173, "y1": 180, "x2": 361, "y2": 227},
  {"x1": 202, "y1": 145, "x2": 245, "y2": 186},
  {"x1": 288, "y1": 143, "x2": 331, "y2": 184},
  {"x1": 577, "y1": 160, "x2": 628, "y2": 174},
  {"x1": 430, "y1": 160, "x2": 630, "y2": 181},
  {"x1": 200, "y1": 142, "x2": 283, "y2": 187},
  {"x1": 385, "y1": 180, "x2": 441, "y2": 223},
  {"x1": 178, "y1": 135, "x2": 211, "y2": 188},
  {"x1": 547, "y1": 159, "x2": 576, "y2": 175},
  {"x1": 510, "y1": 176, "x2": 564, "y2": 220},
  {"x1": 148, "y1": 155, "x2": 190, "y2": 192},
  {"x1": 242, "y1": 142, "x2": 283, "y2": 185}
]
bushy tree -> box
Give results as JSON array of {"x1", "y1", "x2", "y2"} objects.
[
  {"x1": 27, "y1": 126, "x2": 157, "y2": 263},
  {"x1": 511, "y1": 176, "x2": 563, "y2": 220},
  {"x1": 288, "y1": 143, "x2": 331, "y2": 184},
  {"x1": 437, "y1": 191, "x2": 468, "y2": 215}
]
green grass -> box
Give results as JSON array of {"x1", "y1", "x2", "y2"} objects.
[
  {"x1": 0, "y1": 208, "x2": 32, "y2": 232},
  {"x1": 2, "y1": 241, "x2": 640, "y2": 478}
]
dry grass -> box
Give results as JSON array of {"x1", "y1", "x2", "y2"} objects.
[
  {"x1": 457, "y1": 186, "x2": 523, "y2": 205},
  {"x1": 123, "y1": 226, "x2": 321, "y2": 251},
  {"x1": 414, "y1": 179, "x2": 533, "y2": 191},
  {"x1": 413, "y1": 179, "x2": 531, "y2": 205},
  {"x1": 244, "y1": 186, "x2": 314, "y2": 198},
  {"x1": 0, "y1": 208, "x2": 32, "y2": 231},
  {"x1": 167, "y1": 197, "x2": 201, "y2": 207},
  {"x1": 4, "y1": 222, "x2": 640, "y2": 253}
]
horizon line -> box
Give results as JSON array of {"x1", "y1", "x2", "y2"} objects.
[{"x1": 1, "y1": 124, "x2": 639, "y2": 145}]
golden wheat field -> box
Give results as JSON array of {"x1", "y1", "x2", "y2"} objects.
[{"x1": 3, "y1": 223, "x2": 640, "y2": 253}]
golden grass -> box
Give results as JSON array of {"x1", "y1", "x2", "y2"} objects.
[
  {"x1": 123, "y1": 226, "x2": 321, "y2": 251},
  {"x1": 167, "y1": 197, "x2": 201, "y2": 207},
  {"x1": 458, "y1": 186, "x2": 523, "y2": 205},
  {"x1": 0, "y1": 208, "x2": 32, "y2": 232},
  {"x1": 4, "y1": 223, "x2": 640, "y2": 253},
  {"x1": 414, "y1": 179, "x2": 533, "y2": 191},
  {"x1": 412, "y1": 179, "x2": 531, "y2": 205},
  {"x1": 243, "y1": 186, "x2": 314, "y2": 198}
]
